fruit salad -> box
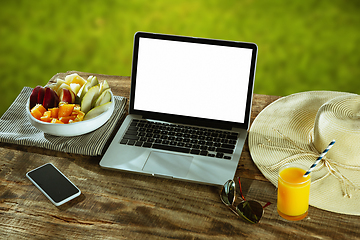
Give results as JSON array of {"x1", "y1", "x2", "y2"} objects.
[{"x1": 30, "y1": 73, "x2": 112, "y2": 124}]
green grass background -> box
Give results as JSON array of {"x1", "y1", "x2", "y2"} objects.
[{"x1": 1, "y1": 0, "x2": 360, "y2": 116}]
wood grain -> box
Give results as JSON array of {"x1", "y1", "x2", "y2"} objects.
[{"x1": 1, "y1": 71, "x2": 359, "y2": 240}]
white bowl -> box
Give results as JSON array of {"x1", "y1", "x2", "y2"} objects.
[{"x1": 26, "y1": 91, "x2": 115, "y2": 137}]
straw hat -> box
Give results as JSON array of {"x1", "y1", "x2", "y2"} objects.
[{"x1": 249, "y1": 91, "x2": 360, "y2": 215}]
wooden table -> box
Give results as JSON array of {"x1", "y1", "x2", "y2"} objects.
[{"x1": 1, "y1": 71, "x2": 359, "y2": 239}]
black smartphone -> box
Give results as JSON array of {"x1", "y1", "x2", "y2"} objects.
[{"x1": 26, "y1": 163, "x2": 81, "y2": 206}]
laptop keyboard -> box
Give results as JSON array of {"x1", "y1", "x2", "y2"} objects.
[{"x1": 119, "y1": 119, "x2": 239, "y2": 160}]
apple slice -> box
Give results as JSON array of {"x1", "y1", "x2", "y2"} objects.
[
  {"x1": 46, "y1": 78, "x2": 65, "y2": 92},
  {"x1": 65, "y1": 73, "x2": 78, "y2": 84},
  {"x1": 99, "y1": 80, "x2": 110, "y2": 95},
  {"x1": 53, "y1": 89, "x2": 60, "y2": 108},
  {"x1": 59, "y1": 88, "x2": 76, "y2": 104},
  {"x1": 45, "y1": 83, "x2": 58, "y2": 92},
  {"x1": 30, "y1": 85, "x2": 43, "y2": 109},
  {"x1": 56, "y1": 83, "x2": 72, "y2": 97},
  {"x1": 65, "y1": 73, "x2": 86, "y2": 86},
  {"x1": 83, "y1": 102, "x2": 112, "y2": 121},
  {"x1": 55, "y1": 78, "x2": 66, "y2": 88},
  {"x1": 43, "y1": 87, "x2": 59, "y2": 110},
  {"x1": 77, "y1": 81, "x2": 88, "y2": 98},
  {"x1": 94, "y1": 89, "x2": 111, "y2": 107},
  {"x1": 80, "y1": 84, "x2": 100, "y2": 113},
  {"x1": 87, "y1": 75, "x2": 99, "y2": 86},
  {"x1": 37, "y1": 86, "x2": 45, "y2": 106},
  {"x1": 79, "y1": 76, "x2": 99, "y2": 100},
  {"x1": 70, "y1": 83, "x2": 81, "y2": 95}
]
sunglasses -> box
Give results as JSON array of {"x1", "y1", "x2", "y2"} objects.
[{"x1": 220, "y1": 177, "x2": 270, "y2": 224}]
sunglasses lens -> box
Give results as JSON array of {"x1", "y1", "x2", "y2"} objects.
[
  {"x1": 236, "y1": 200, "x2": 264, "y2": 224},
  {"x1": 220, "y1": 180, "x2": 235, "y2": 206}
]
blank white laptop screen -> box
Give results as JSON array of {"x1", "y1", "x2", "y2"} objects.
[{"x1": 134, "y1": 37, "x2": 253, "y2": 124}]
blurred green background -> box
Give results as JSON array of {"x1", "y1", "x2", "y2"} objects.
[{"x1": 1, "y1": 0, "x2": 360, "y2": 116}]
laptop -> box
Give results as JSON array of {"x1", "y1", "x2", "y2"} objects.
[{"x1": 100, "y1": 32, "x2": 258, "y2": 186}]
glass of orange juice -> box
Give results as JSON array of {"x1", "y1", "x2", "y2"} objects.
[{"x1": 277, "y1": 163, "x2": 311, "y2": 221}]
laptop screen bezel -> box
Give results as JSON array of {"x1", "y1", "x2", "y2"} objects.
[{"x1": 129, "y1": 32, "x2": 257, "y2": 130}]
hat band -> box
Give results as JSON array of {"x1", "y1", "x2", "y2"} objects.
[{"x1": 258, "y1": 128, "x2": 360, "y2": 198}]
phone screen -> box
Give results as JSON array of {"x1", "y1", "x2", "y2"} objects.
[{"x1": 26, "y1": 163, "x2": 81, "y2": 206}]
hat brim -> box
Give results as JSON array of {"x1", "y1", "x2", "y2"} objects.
[{"x1": 249, "y1": 91, "x2": 360, "y2": 215}]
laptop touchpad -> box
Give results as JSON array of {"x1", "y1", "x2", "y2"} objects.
[{"x1": 143, "y1": 151, "x2": 193, "y2": 177}]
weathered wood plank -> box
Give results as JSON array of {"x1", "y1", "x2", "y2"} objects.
[
  {"x1": 1, "y1": 71, "x2": 360, "y2": 239},
  {"x1": 1, "y1": 148, "x2": 360, "y2": 239}
]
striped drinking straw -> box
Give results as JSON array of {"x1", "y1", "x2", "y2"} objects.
[{"x1": 303, "y1": 140, "x2": 336, "y2": 177}]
